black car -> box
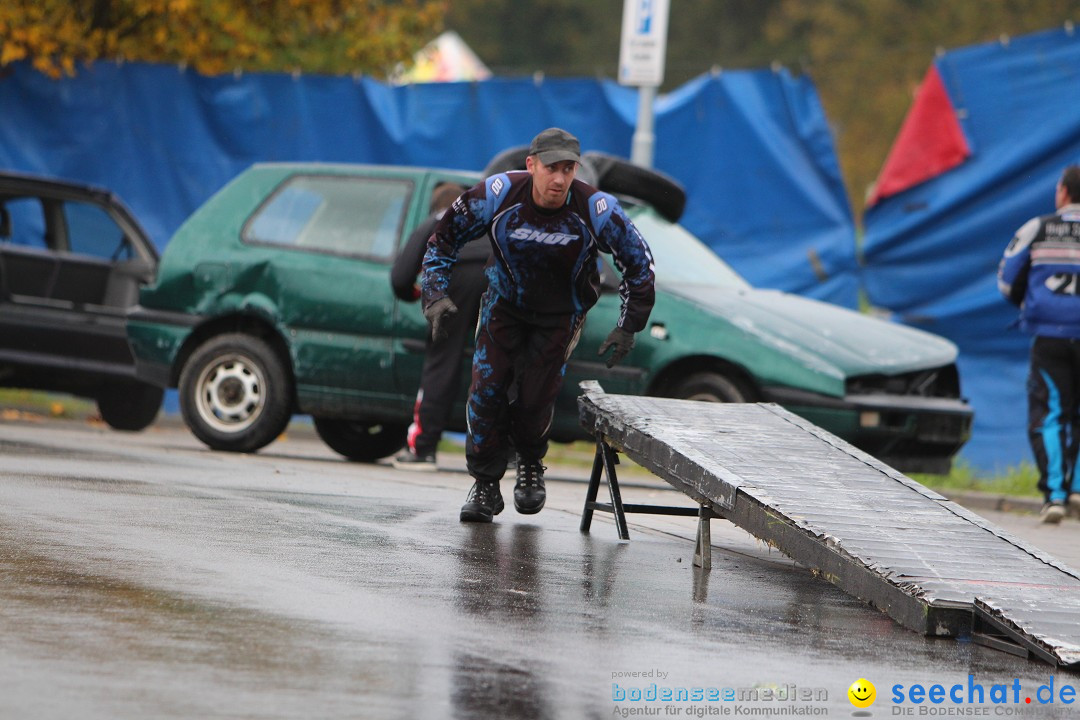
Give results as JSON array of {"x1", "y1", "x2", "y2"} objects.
[{"x1": 0, "y1": 171, "x2": 163, "y2": 430}]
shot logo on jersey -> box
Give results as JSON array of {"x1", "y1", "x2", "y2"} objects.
[{"x1": 509, "y1": 227, "x2": 578, "y2": 246}]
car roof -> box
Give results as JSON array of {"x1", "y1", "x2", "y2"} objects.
[
  {"x1": 248, "y1": 161, "x2": 481, "y2": 180},
  {"x1": 0, "y1": 169, "x2": 121, "y2": 202}
]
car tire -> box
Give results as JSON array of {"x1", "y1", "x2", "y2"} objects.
[
  {"x1": 671, "y1": 371, "x2": 753, "y2": 403},
  {"x1": 482, "y1": 145, "x2": 530, "y2": 177},
  {"x1": 312, "y1": 417, "x2": 408, "y2": 462},
  {"x1": 179, "y1": 333, "x2": 293, "y2": 453},
  {"x1": 97, "y1": 381, "x2": 164, "y2": 431},
  {"x1": 581, "y1": 151, "x2": 687, "y2": 223},
  {"x1": 482, "y1": 145, "x2": 599, "y2": 185}
]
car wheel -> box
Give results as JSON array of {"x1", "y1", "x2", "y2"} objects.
[
  {"x1": 179, "y1": 333, "x2": 292, "y2": 453},
  {"x1": 581, "y1": 151, "x2": 687, "y2": 223},
  {"x1": 97, "y1": 381, "x2": 164, "y2": 431},
  {"x1": 313, "y1": 417, "x2": 408, "y2": 462},
  {"x1": 672, "y1": 371, "x2": 753, "y2": 403}
]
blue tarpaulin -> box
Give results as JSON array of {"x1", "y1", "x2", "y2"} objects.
[
  {"x1": 0, "y1": 61, "x2": 856, "y2": 307},
  {"x1": 863, "y1": 26, "x2": 1080, "y2": 470}
]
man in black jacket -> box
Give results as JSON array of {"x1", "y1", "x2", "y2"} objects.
[
  {"x1": 390, "y1": 183, "x2": 484, "y2": 469},
  {"x1": 422, "y1": 128, "x2": 655, "y2": 522}
]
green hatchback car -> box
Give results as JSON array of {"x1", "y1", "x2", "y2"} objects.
[{"x1": 127, "y1": 162, "x2": 972, "y2": 473}]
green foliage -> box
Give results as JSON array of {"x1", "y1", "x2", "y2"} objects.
[
  {"x1": 448, "y1": 0, "x2": 1080, "y2": 218},
  {"x1": 445, "y1": 0, "x2": 782, "y2": 82},
  {"x1": 7, "y1": 0, "x2": 1078, "y2": 219},
  {"x1": 764, "y1": 0, "x2": 1080, "y2": 218},
  {"x1": 0, "y1": 0, "x2": 447, "y2": 78}
]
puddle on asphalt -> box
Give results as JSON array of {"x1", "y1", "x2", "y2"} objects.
[{"x1": 0, "y1": 526, "x2": 409, "y2": 717}]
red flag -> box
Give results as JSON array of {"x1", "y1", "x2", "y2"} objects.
[{"x1": 867, "y1": 65, "x2": 971, "y2": 206}]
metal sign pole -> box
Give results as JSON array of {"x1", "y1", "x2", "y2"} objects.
[
  {"x1": 631, "y1": 85, "x2": 657, "y2": 168},
  {"x1": 618, "y1": 0, "x2": 670, "y2": 170}
]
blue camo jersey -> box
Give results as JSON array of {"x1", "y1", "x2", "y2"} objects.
[
  {"x1": 999, "y1": 202, "x2": 1080, "y2": 338},
  {"x1": 421, "y1": 171, "x2": 655, "y2": 332}
]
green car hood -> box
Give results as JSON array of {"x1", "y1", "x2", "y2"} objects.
[{"x1": 665, "y1": 283, "x2": 959, "y2": 380}]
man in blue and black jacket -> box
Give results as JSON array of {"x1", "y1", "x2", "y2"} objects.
[
  {"x1": 999, "y1": 165, "x2": 1080, "y2": 524},
  {"x1": 422, "y1": 127, "x2": 655, "y2": 523}
]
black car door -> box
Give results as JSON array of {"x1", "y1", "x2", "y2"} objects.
[{"x1": 0, "y1": 193, "x2": 134, "y2": 373}]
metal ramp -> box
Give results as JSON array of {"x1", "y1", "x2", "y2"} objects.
[{"x1": 577, "y1": 384, "x2": 1080, "y2": 670}]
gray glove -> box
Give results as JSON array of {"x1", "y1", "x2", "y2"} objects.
[
  {"x1": 598, "y1": 327, "x2": 635, "y2": 368},
  {"x1": 423, "y1": 297, "x2": 458, "y2": 342}
]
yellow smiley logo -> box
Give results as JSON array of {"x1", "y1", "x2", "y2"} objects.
[{"x1": 848, "y1": 678, "x2": 876, "y2": 709}]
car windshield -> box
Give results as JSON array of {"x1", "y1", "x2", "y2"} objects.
[{"x1": 629, "y1": 208, "x2": 750, "y2": 290}]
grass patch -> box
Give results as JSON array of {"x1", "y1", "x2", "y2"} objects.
[
  {"x1": 437, "y1": 435, "x2": 599, "y2": 465},
  {"x1": 0, "y1": 389, "x2": 1044, "y2": 499},
  {"x1": 436, "y1": 436, "x2": 654, "y2": 476},
  {"x1": 0, "y1": 388, "x2": 96, "y2": 420},
  {"x1": 538, "y1": 443, "x2": 1044, "y2": 494},
  {"x1": 442, "y1": 435, "x2": 1040, "y2": 495},
  {"x1": 539, "y1": 440, "x2": 601, "y2": 468},
  {"x1": 911, "y1": 459, "x2": 1040, "y2": 498}
]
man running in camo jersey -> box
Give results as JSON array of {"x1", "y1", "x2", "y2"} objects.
[{"x1": 421, "y1": 127, "x2": 656, "y2": 523}]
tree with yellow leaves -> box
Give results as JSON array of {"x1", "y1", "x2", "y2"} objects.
[{"x1": 0, "y1": 0, "x2": 447, "y2": 78}]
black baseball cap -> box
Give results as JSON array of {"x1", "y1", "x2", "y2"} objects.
[{"x1": 528, "y1": 127, "x2": 581, "y2": 165}]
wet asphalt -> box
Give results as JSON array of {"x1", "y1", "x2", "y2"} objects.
[{"x1": 0, "y1": 416, "x2": 1078, "y2": 719}]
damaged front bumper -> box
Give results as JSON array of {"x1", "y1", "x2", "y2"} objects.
[{"x1": 763, "y1": 386, "x2": 974, "y2": 475}]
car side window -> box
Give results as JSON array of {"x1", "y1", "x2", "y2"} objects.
[
  {"x1": 244, "y1": 175, "x2": 411, "y2": 261},
  {"x1": 64, "y1": 201, "x2": 128, "y2": 260},
  {"x1": 1, "y1": 197, "x2": 47, "y2": 250}
]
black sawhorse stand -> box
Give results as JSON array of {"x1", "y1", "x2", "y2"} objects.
[{"x1": 579, "y1": 438, "x2": 721, "y2": 570}]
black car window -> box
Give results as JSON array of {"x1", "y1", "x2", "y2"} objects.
[
  {"x1": 245, "y1": 175, "x2": 411, "y2": 261},
  {"x1": 2, "y1": 197, "x2": 47, "y2": 250},
  {"x1": 64, "y1": 201, "x2": 127, "y2": 259}
]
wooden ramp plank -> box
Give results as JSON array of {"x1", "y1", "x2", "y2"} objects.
[{"x1": 577, "y1": 386, "x2": 1080, "y2": 669}]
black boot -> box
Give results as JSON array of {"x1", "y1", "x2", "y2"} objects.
[
  {"x1": 513, "y1": 460, "x2": 546, "y2": 514},
  {"x1": 460, "y1": 480, "x2": 504, "y2": 523}
]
